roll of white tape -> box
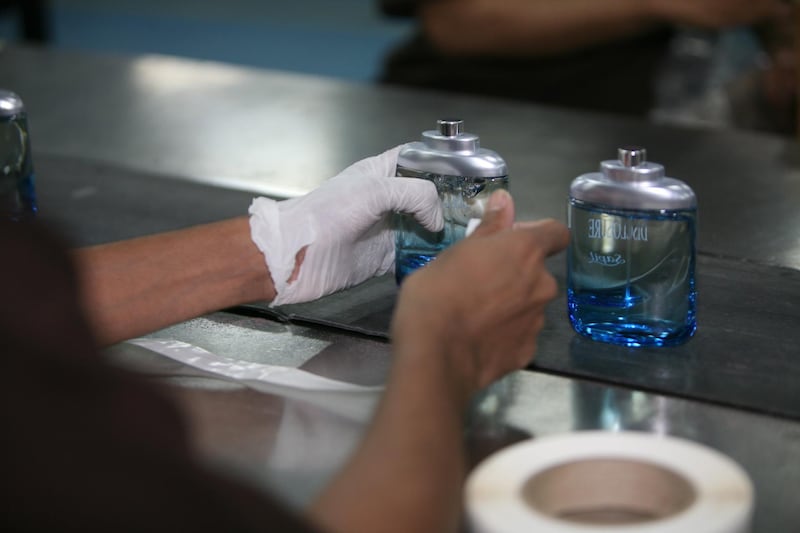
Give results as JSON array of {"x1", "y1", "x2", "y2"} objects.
[{"x1": 465, "y1": 431, "x2": 753, "y2": 533}]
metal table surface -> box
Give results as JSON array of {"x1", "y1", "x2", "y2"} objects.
[
  {"x1": 3, "y1": 46, "x2": 799, "y2": 267},
  {"x1": 2, "y1": 45, "x2": 799, "y2": 531}
]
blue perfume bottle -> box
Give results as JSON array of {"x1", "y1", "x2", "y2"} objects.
[
  {"x1": 567, "y1": 147, "x2": 697, "y2": 347},
  {"x1": 395, "y1": 119, "x2": 508, "y2": 283},
  {"x1": 0, "y1": 90, "x2": 37, "y2": 221}
]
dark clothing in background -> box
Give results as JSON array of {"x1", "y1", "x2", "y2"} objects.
[
  {"x1": 0, "y1": 220, "x2": 317, "y2": 532},
  {"x1": 379, "y1": 0, "x2": 674, "y2": 116}
]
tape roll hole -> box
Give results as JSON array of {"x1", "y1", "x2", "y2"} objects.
[{"x1": 521, "y1": 458, "x2": 697, "y2": 525}]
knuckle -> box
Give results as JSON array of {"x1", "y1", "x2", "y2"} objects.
[
  {"x1": 530, "y1": 313, "x2": 545, "y2": 335},
  {"x1": 540, "y1": 272, "x2": 559, "y2": 301}
]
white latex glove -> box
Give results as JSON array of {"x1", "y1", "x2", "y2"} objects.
[{"x1": 249, "y1": 145, "x2": 443, "y2": 306}]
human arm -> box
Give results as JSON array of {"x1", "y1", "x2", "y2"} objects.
[
  {"x1": 72, "y1": 217, "x2": 273, "y2": 347},
  {"x1": 73, "y1": 146, "x2": 443, "y2": 347},
  {"x1": 421, "y1": 0, "x2": 789, "y2": 57},
  {"x1": 310, "y1": 189, "x2": 570, "y2": 533}
]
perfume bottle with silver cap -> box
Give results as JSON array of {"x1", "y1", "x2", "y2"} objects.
[
  {"x1": 0, "y1": 90, "x2": 37, "y2": 221},
  {"x1": 395, "y1": 119, "x2": 508, "y2": 283},
  {"x1": 567, "y1": 147, "x2": 697, "y2": 347}
]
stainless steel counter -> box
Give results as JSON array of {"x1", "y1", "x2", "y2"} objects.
[
  {"x1": 3, "y1": 44, "x2": 799, "y2": 531},
  {"x1": 4, "y1": 45, "x2": 799, "y2": 267},
  {"x1": 107, "y1": 311, "x2": 800, "y2": 532}
]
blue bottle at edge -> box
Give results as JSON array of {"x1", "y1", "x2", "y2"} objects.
[
  {"x1": 0, "y1": 90, "x2": 38, "y2": 221},
  {"x1": 395, "y1": 119, "x2": 508, "y2": 284},
  {"x1": 567, "y1": 147, "x2": 697, "y2": 347}
]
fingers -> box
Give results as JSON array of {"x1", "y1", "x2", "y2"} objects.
[
  {"x1": 513, "y1": 219, "x2": 570, "y2": 257},
  {"x1": 387, "y1": 178, "x2": 444, "y2": 232},
  {"x1": 398, "y1": 185, "x2": 519, "y2": 236},
  {"x1": 336, "y1": 144, "x2": 407, "y2": 179},
  {"x1": 470, "y1": 189, "x2": 515, "y2": 238},
  {"x1": 537, "y1": 269, "x2": 560, "y2": 304}
]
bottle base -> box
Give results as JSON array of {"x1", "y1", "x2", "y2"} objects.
[
  {"x1": 569, "y1": 318, "x2": 696, "y2": 348},
  {"x1": 3, "y1": 207, "x2": 37, "y2": 222},
  {"x1": 395, "y1": 252, "x2": 437, "y2": 284}
]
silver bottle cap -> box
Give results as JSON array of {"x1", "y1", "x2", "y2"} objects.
[
  {"x1": 570, "y1": 146, "x2": 696, "y2": 211},
  {"x1": 601, "y1": 146, "x2": 666, "y2": 183},
  {"x1": 618, "y1": 146, "x2": 645, "y2": 167},
  {"x1": 0, "y1": 90, "x2": 25, "y2": 118},
  {"x1": 397, "y1": 119, "x2": 508, "y2": 178}
]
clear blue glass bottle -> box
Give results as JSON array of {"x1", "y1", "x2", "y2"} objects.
[
  {"x1": 567, "y1": 147, "x2": 697, "y2": 347},
  {"x1": 1, "y1": 90, "x2": 38, "y2": 221},
  {"x1": 395, "y1": 119, "x2": 508, "y2": 283}
]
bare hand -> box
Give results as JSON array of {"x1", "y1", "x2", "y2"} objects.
[{"x1": 390, "y1": 189, "x2": 569, "y2": 404}]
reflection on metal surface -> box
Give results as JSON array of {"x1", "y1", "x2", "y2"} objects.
[
  {"x1": 30, "y1": 48, "x2": 349, "y2": 198},
  {"x1": 268, "y1": 399, "x2": 371, "y2": 508},
  {"x1": 124, "y1": 55, "x2": 327, "y2": 198},
  {"x1": 467, "y1": 377, "x2": 533, "y2": 468},
  {"x1": 130, "y1": 55, "x2": 251, "y2": 94},
  {"x1": 571, "y1": 386, "x2": 674, "y2": 436},
  {"x1": 6, "y1": 46, "x2": 800, "y2": 267},
  {"x1": 567, "y1": 334, "x2": 687, "y2": 387}
]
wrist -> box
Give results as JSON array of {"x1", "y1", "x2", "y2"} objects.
[
  {"x1": 390, "y1": 290, "x2": 477, "y2": 409},
  {"x1": 233, "y1": 217, "x2": 278, "y2": 303},
  {"x1": 248, "y1": 197, "x2": 315, "y2": 305}
]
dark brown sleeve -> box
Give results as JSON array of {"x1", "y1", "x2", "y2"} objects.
[{"x1": 0, "y1": 220, "x2": 320, "y2": 533}]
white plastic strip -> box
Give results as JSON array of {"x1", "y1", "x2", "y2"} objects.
[
  {"x1": 466, "y1": 217, "x2": 482, "y2": 237},
  {"x1": 127, "y1": 338, "x2": 382, "y2": 420}
]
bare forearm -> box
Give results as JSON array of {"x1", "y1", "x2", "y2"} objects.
[
  {"x1": 310, "y1": 192, "x2": 568, "y2": 533},
  {"x1": 422, "y1": 0, "x2": 658, "y2": 56},
  {"x1": 423, "y1": 0, "x2": 788, "y2": 56},
  {"x1": 72, "y1": 217, "x2": 274, "y2": 346},
  {"x1": 311, "y1": 341, "x2": 468, "y2": 533}
]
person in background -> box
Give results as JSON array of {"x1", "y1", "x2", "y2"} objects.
[
  {"x1": 724, "y1": 6, "x2": 797, "y2": 135},
  {"x1": 379, "y1": 0, "x2": 794, "y2": 133},
  {"x1": 2, "y1": 146, "x2": 569, "y2": 533}
]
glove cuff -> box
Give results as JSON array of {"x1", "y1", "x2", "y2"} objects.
[{"x1": 248, "y1": 197, "x2": 315, "y2": 306}]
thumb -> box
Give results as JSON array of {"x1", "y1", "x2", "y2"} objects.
[{"x1": 470, "y1": 189, "x2": 515, "y2": 237}]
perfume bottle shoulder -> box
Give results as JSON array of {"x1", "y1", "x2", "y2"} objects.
[{"x1": 570, "y1": 173, "x2": 696, "y2": 212}]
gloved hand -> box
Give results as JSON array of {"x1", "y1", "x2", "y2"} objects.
[{"x1": 249, "y1": 145, "x2": 443, "y2": 306}]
